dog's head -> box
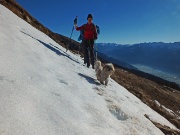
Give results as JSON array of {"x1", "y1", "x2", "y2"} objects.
[
  {"x1": 94, "y1": 60, "x2": 102, "y2": 71},
  {"x1": 102, "y1": 63, "x2": 115, "y2": 76}
]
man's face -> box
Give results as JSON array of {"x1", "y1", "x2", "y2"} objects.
[{"x1": 88, "y1": 18, "x2": 92, "y2": 23}]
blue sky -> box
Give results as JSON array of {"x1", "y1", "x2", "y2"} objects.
[{"x1": 16, "y1": 0, "x2": 180, "y2": 44}]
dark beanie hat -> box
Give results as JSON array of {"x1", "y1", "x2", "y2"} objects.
[{"x1": 87, "y1": 14, "x2": 93, "y2": 20}]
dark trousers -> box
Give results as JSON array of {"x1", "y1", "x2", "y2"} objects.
[{"x1": 83, "y1": 39, "x2": 95, "y2": 67}]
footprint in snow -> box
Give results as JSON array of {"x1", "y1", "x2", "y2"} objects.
[
  {"x1": 93, "y1": 87, "x2": 106, "y2": 96},
  {"x1": 108, "y1": 104, "x2": 128, "y2": 121},
  {"x1": 93, "y1": 86, "x2": 128, "y2": 121},
  {"x1": 105, "y1": 98, "x2": 113, "y2": 103},
  {"x1": 51, "y1": 92, "x2": 61, "y2": 97},
  {"x1": 58, "y1": 79, "x2": 69, "y2": 85},
  {"x1": 0, "y1": 76, "x2": 14, "y2": 83}
]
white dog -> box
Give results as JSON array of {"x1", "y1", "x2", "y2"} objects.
[{"x1": 94, "y1": 60, "x2": 115, "y2": 85}]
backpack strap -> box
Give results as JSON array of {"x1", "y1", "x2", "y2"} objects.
[{"x1": 91, "y1": 23, "x2": 95, "y2": 32}]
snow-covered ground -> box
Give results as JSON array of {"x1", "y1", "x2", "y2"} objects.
[{"x1": 0, "y1": 5, "x2": 178, "y2": 135}]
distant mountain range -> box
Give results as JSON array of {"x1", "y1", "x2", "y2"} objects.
[{"x1": 95, "y1": 42, "x2": 180, "y2": 85}]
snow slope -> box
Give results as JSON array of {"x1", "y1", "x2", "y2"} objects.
[{"x1": 0, "y1": 5, "x2": 178, "y2": 135}]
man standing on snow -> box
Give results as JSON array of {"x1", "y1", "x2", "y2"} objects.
[{"x1": 75, "y1": 14, "x2": 98, "y2": 68}]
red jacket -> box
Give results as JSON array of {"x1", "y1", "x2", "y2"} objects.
[{"x1": 76, "y1": 23, "x2": 97, "y2": 40}]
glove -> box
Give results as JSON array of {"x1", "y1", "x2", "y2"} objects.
[{"x1": 94, "y1": 36, "x2": 97, "y2": 40}]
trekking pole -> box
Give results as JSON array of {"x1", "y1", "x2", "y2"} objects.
[
  {"x1": 95, "y1": 40, "x2": 98, "y2": 60},
  {"x1": 66, "y1": 26, "x2": 74, "y2": 52},
  {"x1": 66, "y1": 16, "x2": 78, "y2": 52}
]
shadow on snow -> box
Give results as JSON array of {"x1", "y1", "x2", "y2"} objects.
[
  {"x1": 21, "y1": 31, "x2": 80, "y2": 64},
  {"x1": 78, "y1": 73, "x2": 100, "y2": 85}
]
